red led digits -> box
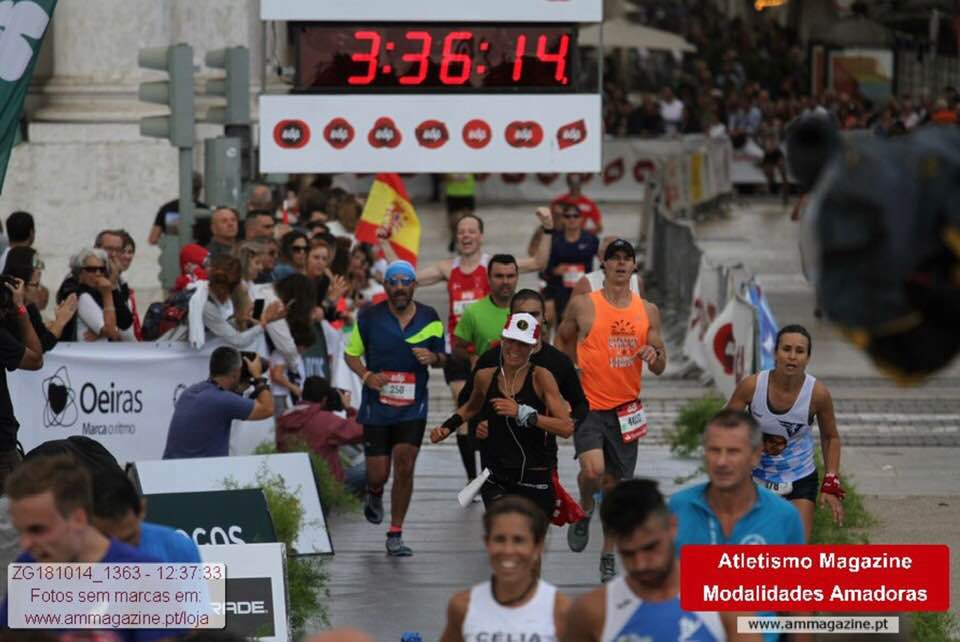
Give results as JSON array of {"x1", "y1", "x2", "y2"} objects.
[
  {"x1": 536, "y1": 34, "x2": 569, "y2": 84},
  {"x1": 399, "y1": 30, "x2": 432, "y2": 85},
  {"x1": 348, "y1": 30, "x2": 382, "y2": 85},
  {"x1": 512, "y1": 35, "x2": 527, "y2": 82},
  {"x1": 439, "y1": 31, "x2": 473, "y2": 85}
]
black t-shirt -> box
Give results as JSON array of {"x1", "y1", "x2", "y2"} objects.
[
  {"x1": 459, "y1": 342, "x2": 588, "y2": 426},
  {"x1": 0, "y1": 325, "x2": 26, "y2": 451},
  {"x1": 153, "y1": 198, "x2": 210, "y2": 231}
]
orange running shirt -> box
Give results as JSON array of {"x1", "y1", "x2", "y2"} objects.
[{"x1": 577, "y1": 290, "x2": 650, "y2": 411}]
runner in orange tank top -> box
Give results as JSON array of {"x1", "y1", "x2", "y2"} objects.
[{"x1": 556, "y1": 239, "x2": 667, "y2": 583}]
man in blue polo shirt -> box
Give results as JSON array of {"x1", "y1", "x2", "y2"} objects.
[
  {"x1": 345, "y1": 260, "x2": 447, "y2": 557},
  {"x1": 669, "y1": 409, "x2": 804, "y2": 642},
  {"x1": 669, "y1": 409, "x2": 804, "y2": 546}
]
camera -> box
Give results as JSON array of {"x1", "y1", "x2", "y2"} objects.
[
  {"x1": 0, "y1": 274, "x2": 19, "y2": 315},
  {"x1": 239, "y1": 351, "x2": 261, "y2": 392}
]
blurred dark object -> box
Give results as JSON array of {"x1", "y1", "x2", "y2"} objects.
[
  {"x1": 786, "y1": 114, "x2": 842, "y2": 191},
  {"x1": 804, "y1": 126, "x2": 960, "y2": 380}
]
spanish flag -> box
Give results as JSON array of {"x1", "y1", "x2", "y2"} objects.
[{"x1": 356, "y1": 173, "x2": 421, "y2": 266}]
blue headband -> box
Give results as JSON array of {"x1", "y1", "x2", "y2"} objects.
[{"x1": 385, "y1": 260, "x2": 416, "y2": 282}]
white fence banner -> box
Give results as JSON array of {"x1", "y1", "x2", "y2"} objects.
[
  {"x1": 702, "y1": 294, "x2": 756, "y2": 399},
  {"x1": 10, "y1": 342, "x2": 216, "y2": 465},
  {"x1": 199, "y1": 543, "x2": 290, "y2": 642},
  {"x1": 133, "y1": 453, "x2": 333, "y2": 555}
]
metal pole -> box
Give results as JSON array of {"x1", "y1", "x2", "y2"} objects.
[
  {"x1": 260, "y1": 13, "x2": 268, "y2": 98},
  {"x1": 178, "y1": 148, "x2": 194, "y2": 248}
]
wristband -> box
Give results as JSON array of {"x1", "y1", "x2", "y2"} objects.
[
  {"x1": 362, "y1": 371, "x2": 372, "y2": 384},
  {"x1": 16, "y1": 305, "x2": 27, "y2": 317},
  {"x1": 516, "y1": 404, "x2": 538, "y2": 427},
  {"x1": 442, "y1": 413, "x2": 464, "y2": 431},
  {"x1": 820, "y1": 473, "x2": 845, "y2": 500}
]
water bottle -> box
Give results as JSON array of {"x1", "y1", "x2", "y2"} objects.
[{"x1": 401, "y1": 633, "x2": 422, "y2": 642}]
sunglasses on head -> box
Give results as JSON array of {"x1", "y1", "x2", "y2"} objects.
[
  {"x1": 386, "y1": 276, "x2": 415, "y2": 287},
  {"x1": 82, "y1": 266, "x2": 108, "y2": 274}
]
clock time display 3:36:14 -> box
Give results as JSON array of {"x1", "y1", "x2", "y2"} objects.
[{"x1": 296, "y1": 24, "x2": 578, "y2": 91}]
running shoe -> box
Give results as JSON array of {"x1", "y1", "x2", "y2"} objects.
[
  {"x1": 567, "y1": 511, "x2": 592, "y2": 552},
  {"x1": 364, "y1": 491, "x2": 384, "y2": 524},
  {"x1": 386, "y1": 533, "x2": 413, "y2": 557},
  {"x1": 600, "y1": 553, "x2": 617, "y2": 583}
]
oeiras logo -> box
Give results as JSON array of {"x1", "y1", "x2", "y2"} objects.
[{"x1": 42, "y1": 366, "x2": 144, "y2": 429}]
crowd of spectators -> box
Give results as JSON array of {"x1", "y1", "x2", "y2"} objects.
[{"x1": 605, "y1": 0, "x2": 960, "y2": 140}]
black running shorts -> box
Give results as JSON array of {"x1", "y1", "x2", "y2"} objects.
[{"x1": 362, "y1": 420, "x2": 427, "y2": 457}]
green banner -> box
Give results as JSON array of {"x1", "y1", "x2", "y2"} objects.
[{"x1": 0, "y1": 0, "x2": 57, "y2": 194}]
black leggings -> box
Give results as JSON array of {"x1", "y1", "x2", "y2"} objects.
[{"x1": 481, "y1": 468, "x2": 555, "y2": 520}]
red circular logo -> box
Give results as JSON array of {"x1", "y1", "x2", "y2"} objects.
[
  {"x1": 273, "y1": 120, "x2": 310, "y2": 149},
  {"x1": 462, "y1": 119, "x2": 492, "y2": 149}
]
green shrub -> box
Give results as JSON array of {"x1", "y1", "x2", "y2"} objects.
[
  {"x1": 810, "y1": 455, "x2": 875, "y2": 545},
  {"x1": 914, "y1": 612, "x2": 960, "y2": 642},
  {"x1": 668, "y1": 393, "x2": 726, "y2": 457},
  {"x1": 255, "y1": 440, "x2": 361, "y2": 514},
  {"x1": 224, "y1": 464, "x2": 330, "y2": 634}
]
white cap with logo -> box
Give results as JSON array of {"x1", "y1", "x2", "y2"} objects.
[{"x1": 501, "y1": 313, "x2": 540, "y2": 345}]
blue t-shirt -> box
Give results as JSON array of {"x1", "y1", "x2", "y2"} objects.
[
  {"x1": 139, "y1": 521, "x2": 202, "y2": 563},
  {"x1": 669, "y1": 482, "x2": 805, "y2": 547},
  {"x1": 345, "y1": 301, "x2": 445, "y2": 425},
  {"x1": 0, "y1": 539, "x2": 168, "y2": 642},
  {"x1": 163, "y1": 380, "x2": 254, "y2": 459}
]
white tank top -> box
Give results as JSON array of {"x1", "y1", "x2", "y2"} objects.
[
  {"x1": 749, "y1": 369, "x2": 817, "y2": 483},
  {"x1": 601, "y1": 575, "x2": 724, "y2": 642},
  {"x1": 586, "y1": 269, "x2": 640, "y2": 295},
  {"x1": 462, "y1": 579, "x2": 558, "y2": 642}
]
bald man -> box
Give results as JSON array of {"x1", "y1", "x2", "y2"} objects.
[{"x1": 206, "y1": 207, "x2": 239, "y2": 257}]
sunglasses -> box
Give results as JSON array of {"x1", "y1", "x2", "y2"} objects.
[
  {"x1": 385, "y1": 277, "x2": 415, "y2": 287},
  {"x1": 82, "y1": 266, "x2": 108, "y2": 274},
  {"x1": 291, "y1": 245, "x2": 309, "y2": 253},
  {"x1": 562, "y1": 213, "x2": 582, "y2": 219}
]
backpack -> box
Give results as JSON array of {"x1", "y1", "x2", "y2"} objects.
[
  {"x1": 141, "y1": 288, "x2": 195, "y2": 341},
  {"x1": 23, "y1": 436, "x2": 123, "y2": 475}
]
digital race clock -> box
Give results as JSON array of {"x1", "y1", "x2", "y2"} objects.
[{"x1": 295, "y1": 24, "x2": 578, "y2": 92}]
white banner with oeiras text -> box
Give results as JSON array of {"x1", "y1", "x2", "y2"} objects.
[{"x1": 7, "y1": 342, "x2": 266, "y2": 466}]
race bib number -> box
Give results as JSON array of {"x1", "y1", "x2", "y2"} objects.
[
  {"x1": 560, "y1": 264, "x2": 585, "y2": 288},
  {"x1": 380, "y1": 371, "x2": 416, "y2": 407},
  {"x1": 452, "y1": 290, "x2": 479, "y2": 317},
  {"x1": 617, "y1": 401, "x2": 647, "y2": 443},
  {"x1": 753, "y1": 476, "x2": 793, "y2": 496}
]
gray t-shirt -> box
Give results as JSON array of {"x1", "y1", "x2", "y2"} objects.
[{"x1": 162, "y1": 381, "x2": 254, "y2": 459}]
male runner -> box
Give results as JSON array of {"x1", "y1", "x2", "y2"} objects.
[
  {"x1": 415, "y1": 210, "x2": 552, "y2": 481},
  {"x1": 345, "y1": 260, "x2": 447, "y2": 556},
  {"x1": 452, "y1": 254, "x2": 521, "y2": 364},
  {"x1": 563, "y1": 479, "x2": 759, "y2": 642},
  {"x1": 557, "y1": 239, "x2": 667, "y2": 582}
]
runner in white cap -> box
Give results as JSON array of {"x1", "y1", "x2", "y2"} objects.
[
  {"x1": 411, "y1": 210, "x2": 554, "y2": 486},
  {"x1": 430, "y1": 313, "x2": 573, "y2": 518}
]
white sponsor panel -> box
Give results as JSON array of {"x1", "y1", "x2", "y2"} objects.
[
  {"x1": 6, "y1": 563, "x2": 225, "y2": 629},
  {"x1": 260, "y1": 94, "x2": 602, "y2": 173},
  {"x1": 9, "y1": 342, "x2": 274, "y2": 465},
  {"x1": 10, "y1": 342, "x2": 211, "y2": 465},
  {"x1": 683, "y1": 255, "x2": 723, "y2": 370},
  {"x1": 261, "y1": 0, "x2": 602, "y2": 22},
  {"x1": 702, "y1": 294, "x2": 756, "y2": 399},
  {"x1": 132, "y1": 453, "x2": 333, "y2": 555},
  {"x1": 199, "y1": 544, "x2": 290, "y2": 642}
]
